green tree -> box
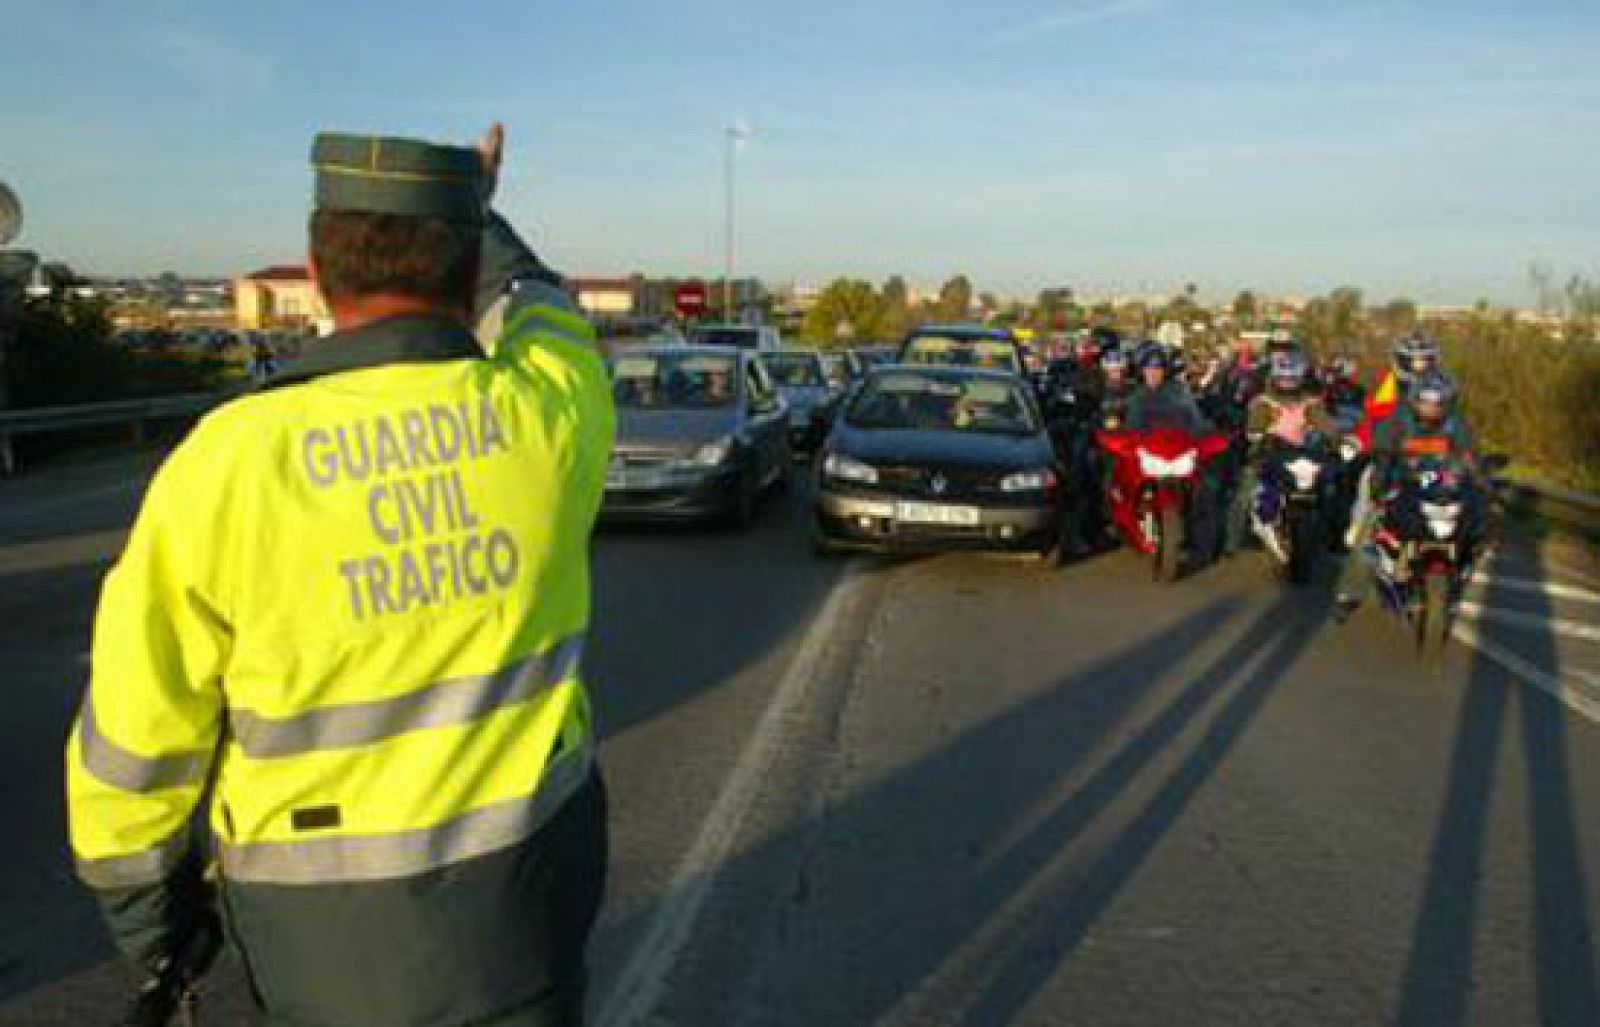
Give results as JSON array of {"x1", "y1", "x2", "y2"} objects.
[
  {"x1": 879, "y1": 275, "x2": 911, "y2": 340},
  {"x1": 1231, "y1": 290, "x2": 1259, "y2": 330},
  {"x1": 934, "y1": 275, "x2": 973, "y2": 321},
  {"x1": 802, "y1": 278, "x2": 887, "y2": 346}
]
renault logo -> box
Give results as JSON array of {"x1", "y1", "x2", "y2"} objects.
[{"x1": 929, "y1": 472, "x2": 949, "y2": 495}]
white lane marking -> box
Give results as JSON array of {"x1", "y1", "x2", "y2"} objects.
[
  {"x1": 1456, "y1": 602, "x2": 1600, "y2": 644},
  {"x1": 1465, "y1": 576, "x2": 1600, "y2": 606},
  {"x1": 0, "y1": 479, "x2": 146, "y2": 524},
  {"x1": 1452, "y1": 621, "x2": 1600, "y2": 724},
  {"x1": 597, "y1": 561, "x2": 865, "y2": 1027}
]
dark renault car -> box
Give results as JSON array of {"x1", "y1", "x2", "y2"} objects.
[
  {"x1": 604, "y1": 346, "x2": 790, "y2": 524},
  {"x1": 812, "y1": 366, "x2": 1066, "y2": 559}
]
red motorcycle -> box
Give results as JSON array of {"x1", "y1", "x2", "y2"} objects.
[{"x1": 1098, "y1": 427, "x2": 1232, "y2": 581}]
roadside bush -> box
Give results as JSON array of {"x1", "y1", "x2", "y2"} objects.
[{"x1": 8, "y1": 295, "x2": 224, "y2": 407}]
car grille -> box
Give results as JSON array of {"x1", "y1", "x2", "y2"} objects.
[
  {"x1": 612, "y1": 447, "x2": 680, "y2": 469},
  {"x1": 873, "y1": 463, "x2": 1010, "y2": 500}
]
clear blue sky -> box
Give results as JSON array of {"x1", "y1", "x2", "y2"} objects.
[{"x1": 4, "y1": 0, "x2": 1598, "y2": 303}]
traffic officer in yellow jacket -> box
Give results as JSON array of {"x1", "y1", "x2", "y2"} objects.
[{"x1": 66, "y1": 124, "x2": 615, "y2": 1026}]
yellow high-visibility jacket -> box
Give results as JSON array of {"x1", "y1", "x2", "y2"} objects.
[{"x1": 66, "y1": 238, "x2": 614, "y2": 1024}]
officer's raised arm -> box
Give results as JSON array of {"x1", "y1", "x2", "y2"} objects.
[{"x1": 470, "y1": 123, "x2": 585, "y2": 347}]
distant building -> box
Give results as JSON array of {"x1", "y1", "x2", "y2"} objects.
[
  {"x1": 569, "y1": 277, "x2": 642, "y2": 317},
  {"x1": 235, "y1": 265, "x2": 327, "y2": 331}
]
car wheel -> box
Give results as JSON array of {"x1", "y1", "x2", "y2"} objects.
[
  {"x1": 725, "y1": 471, "x2": 758, "y2": 528},
  {"x1": 772, "y1": 445, "x2": 794, "y2": 494},
  {"x1": 810, "y1": 517, "x2": 842, "y2": 558}
]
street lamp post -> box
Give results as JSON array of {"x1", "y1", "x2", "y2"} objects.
[{"x1": 723, "y1": 124, "x2": 749, "y2": 319}]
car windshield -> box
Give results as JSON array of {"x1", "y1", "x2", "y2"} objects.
[
  {"x1": 691, "y1": 326, "x2": 760, "y2": 349},
  {"x1": 609, "y1": 353, "x2": 739, "y2": 409},
  {"x1": 901, "y1": 336, "x2": 1022, "y2": 374},
  {"x1": 763, "y1": 353, "x2": 825, "y2": 388},
  {"x1": 847, "y1": 372, "x2": 1037, "y2": 436}
]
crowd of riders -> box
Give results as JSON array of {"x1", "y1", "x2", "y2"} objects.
[{"x1": 1040, "y1": 323, "x2": 1488, "y2": 618}]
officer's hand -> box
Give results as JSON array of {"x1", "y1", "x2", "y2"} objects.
[{"x1": 478, "y1": 122, "x2": 505, "y2": 205}]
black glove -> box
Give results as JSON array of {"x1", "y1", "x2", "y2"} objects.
[{"x1": 119, "y1": 905, "x2": 222, "y2": 1027}]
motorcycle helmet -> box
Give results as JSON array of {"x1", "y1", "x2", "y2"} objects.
[
  {"x1": 1391, "y1": 333, "x2": 1440, "y2": 384},
  {"x1": 1134, "y1": 341, "x2": 1169, "y2": 372},
  {"x1": 1409, "y1": 369, "x2": 1455, "y2": 428},
  {"x1": 1265, "y1": 328, "x2": 1300, "y2": 356},
  {"x1": 1268, "y1": 350, "x2": 1311, "y2": 394},
  {"x1": 1090, "y1": 325, "x2": 1122, "y2": 356},
  {"x1": 1101, "y1": 346, "x2": 1129, "y2": 376},
  {"x1": 1329, "y1": 355, "x2": 1357, "y2": 382}
]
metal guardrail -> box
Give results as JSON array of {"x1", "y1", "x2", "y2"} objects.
[
  {"x1": 0, "y1": 392, "x2": 221, "y2": 474},
  {"x1": 1500, "y1": 478, "x2": 1600, "y2": 539}
]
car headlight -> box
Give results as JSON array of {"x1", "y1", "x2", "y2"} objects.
[
  {"x1": 999, "y1": 468, "x2": 1057, "y2": 492},
  {"x1": 823, "y1": 453, "x2": 879, "y2": 484},
  {"x1": 691, "y1": 436, "x2": 733, "y2": 466}
]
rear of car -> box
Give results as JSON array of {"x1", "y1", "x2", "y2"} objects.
[
  {"x1": 813, "y1": 367, "x2": 1064, "y2": 557},
  {"x1": 689, "y1": 323, "x2": 781, "y2": 353},
  {"x1": 898, "y1": 325, "x2": 1026, "y2": 378}
]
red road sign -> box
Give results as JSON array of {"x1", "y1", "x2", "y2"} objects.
[{"x1": 674, "y1": 281, "x2": 708, "y2": 318}]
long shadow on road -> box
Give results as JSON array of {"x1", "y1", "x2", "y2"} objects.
[
  {"x1": 1398, "y1": 542, "x2": 1600, "y2": 1026},
  {"x1": 601, "y1": 581, "x2": 1342, "y2": 1025}
]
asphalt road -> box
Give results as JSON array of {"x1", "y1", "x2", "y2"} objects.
[{"x1": 2, "y1": 445, "x2": 1598, "y2": 1026}]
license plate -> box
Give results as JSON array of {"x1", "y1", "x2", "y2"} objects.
[
  {"x1": 895, "y1": 502, "x2": 980, "y2": 526},
  {"x1": 607, "y1": 468, "x2": 672, "y2": 489}
]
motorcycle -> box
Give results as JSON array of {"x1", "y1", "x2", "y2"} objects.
[
  {"x1": 1250, "y1": 442, "x2": 1335, "y2": 584},
  {"x1": 1368, "y1": 460, "x2": 1475, "y2": 659},
  {"x1": 1097, "y1": 427, "x2": 1232, "y2": 582}
]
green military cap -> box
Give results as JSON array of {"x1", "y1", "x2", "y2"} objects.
[{"x1": 311, "y1": 133, "x2": 485, "y2": 223}]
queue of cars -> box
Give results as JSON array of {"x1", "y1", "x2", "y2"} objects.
[{"x1": 602, "y1": 321, "x2": 1067, "y2": 562}]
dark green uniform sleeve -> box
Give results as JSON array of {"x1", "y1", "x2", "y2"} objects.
[{"x1": 474, "y1": 212, "x2": 568, "y2": 323}]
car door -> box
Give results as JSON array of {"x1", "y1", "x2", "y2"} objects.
[{"x1": 743, "y1": 355, "x2": 786, "y2": 485}]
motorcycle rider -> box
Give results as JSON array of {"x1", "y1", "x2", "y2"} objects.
[
  {"x1": 1126, "y1": 341, "x2": 1212, "y2": 434},
  {"x1": 1224, "y1": 350, "x2": 1340, "y2": 557},
  {"x1": 1322, "y1": 355, "x2": 1367, "y2": 414},
  {"x1": 1336, "y1": 370, "x2": 1481, "y2": 619},
  {"x1": 1123, "y1": 342, "x2": 1221, "y2": 559}
]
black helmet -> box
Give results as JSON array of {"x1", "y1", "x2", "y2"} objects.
[
  {"x1": 1410, "y1": 369, "x2": 1455, "y2": 425},
  {"x1": 1089, "y1": 325, "x2": 1122, "y2": 358},
  {"x1": 1391, "y1": 333, "x2": 1440, "y2": 383},
  {"x1": 1134, "y1": 341, "x2": 1170, "y2": 372},
  {"x1": 1101, "y1": 346, "x2": 1129, "y2": 374}
]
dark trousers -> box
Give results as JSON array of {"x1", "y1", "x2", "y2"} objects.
[{"x1": 490, "y1": 770, "x2": 610, "y2": 1027}]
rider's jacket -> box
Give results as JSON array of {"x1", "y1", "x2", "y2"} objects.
[
  {"x1": 1372, "y1": 406, "x2": 1478, "y2": 492},
  {"x1": 1244, "y1": 390, "x2": 1338, "y2": 456}
]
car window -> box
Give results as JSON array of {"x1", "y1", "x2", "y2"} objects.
[
  {"x1": 762, "y1": 353, "x2": 825, "y2": 388},
  {"x1": 608, "y1": 352, "x2": 739, "y2": 409},
  {"x1": 691, "y1": 326, "x2": 761, "y2": 350},
  {"x1": 901, "y1": 336, "x2": 1022, "y2": 375},
  {"x1": 847, "y1": 372, "x2": 1038, "y2": 436}
]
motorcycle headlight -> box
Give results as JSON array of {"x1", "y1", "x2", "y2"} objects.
[
  {"x1": 691, "y1": 436, "x2": 733, "y2": 466},
  {"x1": 1286, "y1": 458, "x2": 1322, "y2": 491},
  {"x1": 823, "y1": 453, "x2": 879, "y2": 484},
  {"x1": 1138, "y1": 450, "x2": 1196, "y2": 478},
  {"x1": 999, "y1": 468, "x2": 1056, "y2": 492}
]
